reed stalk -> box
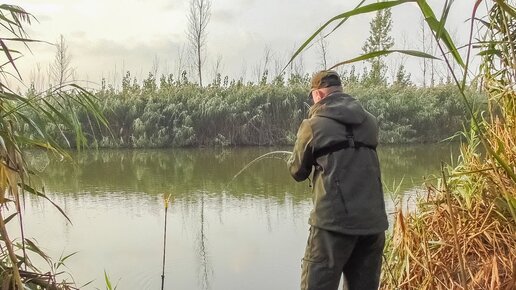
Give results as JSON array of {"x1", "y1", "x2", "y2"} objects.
[
  {"x1": 441, "y1": 163, "x2": 468, "y2": 289},
  {"x1": 0, "y1": 209, "x2": 23, "y2": 290},
  {"x1": 161, "y1": 194, "x2": 172, "y2": 290}
]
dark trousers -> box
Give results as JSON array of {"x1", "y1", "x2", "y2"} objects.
[{"x1": 300, "y1": 226, "x2": 385, "y2": 290}]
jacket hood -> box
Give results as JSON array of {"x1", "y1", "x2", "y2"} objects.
[{"x1": 309, "y1": 92, "x2": 366, "y2": 125}]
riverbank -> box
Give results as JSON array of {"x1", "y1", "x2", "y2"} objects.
[{"x1": 25, "y1": 80, "x2": 482, "y2": 148}]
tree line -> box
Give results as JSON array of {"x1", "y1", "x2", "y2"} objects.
[
  {"x1": 23, "y1": 70, "x2": 481, "y2": 148},
  {"x1": 21, "y1": 7, "x2": 482, "y2": 149}
]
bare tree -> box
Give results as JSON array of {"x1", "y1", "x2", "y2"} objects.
[
  {"x1": 291, "y1": 48, "x2": 305, "y2": 78},
  {"x1": 317, "y1": 33, "x2": 329, "y2": 69},
  {"x1": 292, "y1": 57, "x2": 305, "y2": 80},
  {"x1": 252, "y1": 46, "x2": 272, "y2": 83},
  {"x1": 50, "y1": 34, "x2": 74, "y2": 89},
  {"x1": 111, "y1": 63, "x2": 118, "y2": 90},
  {"x1": 262, "y1": 46, "x2": 272, "y2": 77},
  {"x1": 273, "y1": 53, "x2": 285, "y2": 79},
  {"x1": 186, "y1": 0, "x2": 211, "y2": 87},
  {"x1": 430, "y1": 34, "x2": 436, "y2": 87},
  {"x1": 239, "y1": 60, "x2": 247, "y2": 83},
  {"x1": 29, "y1": 63, "x2": 46, "y2": 92},
  {"x1": 211, "y1": 54, "x2": 223, "y2": 85},
  {"x1": 419, "y1": 18, "x2": 428, "y2": 87},
  {"x1": 175, "y1": 44, "x2": 187, "y2": 82},
  {"x1": 151, "y1": 55, "x2": 160, "y2": 78},
  {"x1": 389, "y1": 33, "x2": 410, "y2": 84}
]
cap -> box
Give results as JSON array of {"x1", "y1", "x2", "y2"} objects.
[
  {"x1": 310, "y1": 70, "x2": 341, "y2": 90},
  {"x1": 308, "y1": 70, "x2": 342, "y2": 103}
]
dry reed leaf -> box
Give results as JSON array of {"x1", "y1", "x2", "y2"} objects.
[
  {"x1": 0, "y1": 165, "x2": 6, "y2": 203},
  {"x1": 490, "y1": 255, "x2": 499, "y2": 290}
]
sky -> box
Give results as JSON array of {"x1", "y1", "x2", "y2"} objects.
[{"x1": 5, "y1": 0, "x2": 487, "y2": 91}]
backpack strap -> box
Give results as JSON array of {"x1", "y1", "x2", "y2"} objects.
[{"x1": 313, "y1": 125, "x2": 376, "y2": 159}]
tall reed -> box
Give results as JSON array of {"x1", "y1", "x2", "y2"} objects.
[
  {"x1": 161, "y1": 194, "x2": 172, "y2": 290},
  {"x1": 0, "y1": 4, "x2": 107, "y2": 289},
  {"x1": 380, "y1": 1, "x2": 516, "y2": 289},
  {"x1": 289, "y1": 0, "x2": 515, "y2": 288}
]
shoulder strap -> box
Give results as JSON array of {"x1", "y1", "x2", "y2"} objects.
[{"x1": 313, "y1": 124, "x2": 376, "y2": 159}]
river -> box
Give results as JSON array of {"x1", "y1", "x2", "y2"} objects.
[{"x1": 12, "y1": 144, "x2": 457, "y2": 289}]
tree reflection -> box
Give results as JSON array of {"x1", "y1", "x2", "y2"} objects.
[{"x1": 197, "y1": 191, "x2": 212, "y2": 290}]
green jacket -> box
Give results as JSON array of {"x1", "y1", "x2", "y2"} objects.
[{"x1": 288, "y1": 92, "x2": 388, "y2": 234}]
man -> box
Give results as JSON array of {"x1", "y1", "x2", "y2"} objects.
[{"x1": 288, "y1": 70, "x2": 388, "y2": 290}]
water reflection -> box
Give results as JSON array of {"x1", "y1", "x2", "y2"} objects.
[
  {"x1": 20, "y1": 144, "x2": 456, "y2": 289},
  {"x1": 33, "y1": 145, "x2": 456, "y2": 198},
  {"x1": 197, "y1": 192, "x2": 212, "y2": 290}
]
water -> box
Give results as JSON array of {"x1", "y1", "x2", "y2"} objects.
[{"x1": 12, "y1": 144, "x2": 457, "y2": 289}]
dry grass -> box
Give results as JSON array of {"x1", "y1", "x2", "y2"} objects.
[
  {"x1": 383, "y1": 180, "x2": 515, "y2": 289},
  {"x1": 381, "y1": 59, "x2": 516, "y2": 290}
]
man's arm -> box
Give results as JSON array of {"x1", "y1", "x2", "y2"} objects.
[{"x1": 287, "y1": 119, "x2": 314, "y2": 182}]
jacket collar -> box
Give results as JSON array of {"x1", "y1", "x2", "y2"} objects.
[{"x1": 309, "y1": 91, "x2": 348, "y2": 117}]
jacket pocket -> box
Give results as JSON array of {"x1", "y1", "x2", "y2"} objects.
[{"x1": 335, "y1": 179, "x2": 348, "y2": 214}]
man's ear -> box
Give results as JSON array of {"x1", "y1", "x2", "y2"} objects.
[{"x1": 313, "y1": 89, "x2": 323, "y2": 103}]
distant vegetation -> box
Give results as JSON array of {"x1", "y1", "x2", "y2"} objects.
[
  {"x1": 25, "y1": 72, "x2": 480, "y2": 148},
  {"x1": 21, "y1": 0, "x2": 481, "y2": 149}
]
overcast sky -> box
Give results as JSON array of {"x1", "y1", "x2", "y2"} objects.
[{"x1": 6, "y1": 0, "x2": 486, "y2": 90}]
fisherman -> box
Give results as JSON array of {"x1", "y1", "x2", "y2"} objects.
[{"x1": 288, "y1": 70, "x2": 388, "y2": 290}]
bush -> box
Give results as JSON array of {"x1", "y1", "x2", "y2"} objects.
[{"x1": 25, "y1": 72, "x2": 481, "y2": 148}]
